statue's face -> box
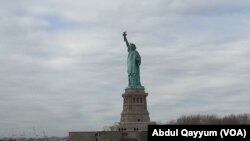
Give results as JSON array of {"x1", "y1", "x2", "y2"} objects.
[
  {"x1": 130, "y1": 43, "x2": 136, "y2": 51},
  {"x1": 131, "y1": 46, "x2": 136, "y2": 50}
]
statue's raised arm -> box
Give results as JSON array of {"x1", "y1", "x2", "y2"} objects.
[{"x1": 123, "y1": 32, "x2": 130, "y2": 47}]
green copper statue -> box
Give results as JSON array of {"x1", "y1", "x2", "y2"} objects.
[{"x1": 123, "y1": 32, "x2": 144, "y2": 88}]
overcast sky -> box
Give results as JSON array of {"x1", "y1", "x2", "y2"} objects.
[{"x1": 1, "y1": 0, "x2": 250, "y2": 137}]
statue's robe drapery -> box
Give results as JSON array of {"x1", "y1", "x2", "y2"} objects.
[{"x1": 127, "y1": 46, "x2": 142, "y2": 88}]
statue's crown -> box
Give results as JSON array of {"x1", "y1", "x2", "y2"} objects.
[{"x1": 130, "y1": 43, "x2": 135, "y2": 46}]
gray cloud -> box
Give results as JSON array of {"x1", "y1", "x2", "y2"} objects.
[{"x1": 0, "y1": 0, "x2": 250, "y2": 137}]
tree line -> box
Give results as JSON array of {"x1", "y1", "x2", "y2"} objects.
[{"x1": 166, "y1": 114, "x2": 250, "y2": 124}]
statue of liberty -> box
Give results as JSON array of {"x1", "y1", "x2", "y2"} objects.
[{"x1": 123, "y1": 32, "x2": 143, "y2": 88}]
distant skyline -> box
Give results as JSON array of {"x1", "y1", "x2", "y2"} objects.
[{"x1": 1, "y1": 0, "x2": 250, "y2": 137}]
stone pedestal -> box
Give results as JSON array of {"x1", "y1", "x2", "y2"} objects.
[
  {"x1": 109, "y1": 88, "x2": 155, "y2": 131},
  {"x1": 121, "y1": 88, "x2": 150, "y2": 122}
]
